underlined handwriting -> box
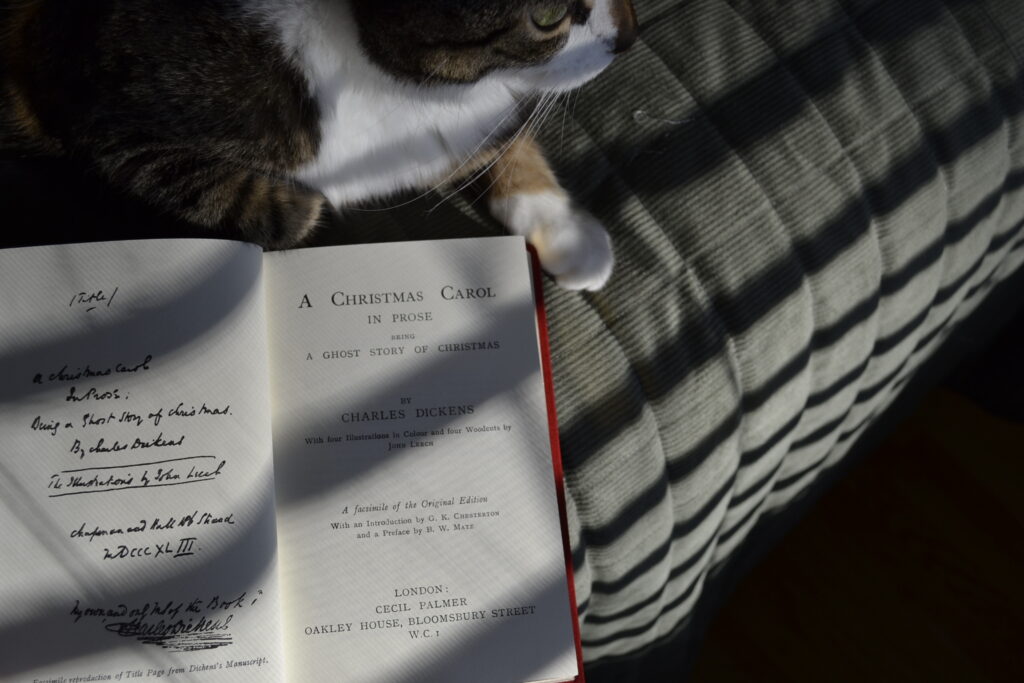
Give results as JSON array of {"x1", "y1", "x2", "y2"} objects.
[
  {"x1": 69, "y1": 286, "x2": 119, "y2": 312},
  {"x1": 47, "y1": 455, "x2": 226, "y2": 498}
]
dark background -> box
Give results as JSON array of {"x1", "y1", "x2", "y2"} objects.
[{"x1": 688, "y1": 305, "x2": 1024, "y2": 681}]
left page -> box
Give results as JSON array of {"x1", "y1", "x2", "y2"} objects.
[{"x1": 0, "y1": 240, "x2": 284, "y2": 682}]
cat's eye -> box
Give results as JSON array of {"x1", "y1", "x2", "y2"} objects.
[{"x1": 531, "y1": 3, "x2": 570, "y2": 30}]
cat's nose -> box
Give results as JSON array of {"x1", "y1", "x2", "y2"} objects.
[{"x1": 611, "y1": 1, "x2": 638, "y2": 54}]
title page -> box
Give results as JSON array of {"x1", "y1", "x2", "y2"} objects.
[
  {"x1": 265, "y1": 237, "x2": 577, "y2": 683},
  {"x1": 0, "y1": 240, "x2": 284, "y2": 681}
]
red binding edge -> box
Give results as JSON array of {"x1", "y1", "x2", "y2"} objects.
[{"x1": 528, "y1": 245, "x2": 586, "y2": 683}]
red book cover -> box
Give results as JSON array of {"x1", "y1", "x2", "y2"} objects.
[{"x1": 529, "y1": 247, "x2": 586, "y2": 683}]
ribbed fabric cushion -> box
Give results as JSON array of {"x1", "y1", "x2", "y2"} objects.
[
  {"x1": 332, "y1": 0, "x2": 1024, "y2": 669},
  {"x1": 538, "y1": 0, "x2": 1024, "y2": 664}
]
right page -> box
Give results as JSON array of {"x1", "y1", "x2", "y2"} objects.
[{"x1": 264, "y1": 237, "x2": 578, "y2": 683}]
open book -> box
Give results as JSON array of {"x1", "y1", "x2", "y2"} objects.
[{"x1": 0, "y1": 237, "x2": 583, "y2": 683}]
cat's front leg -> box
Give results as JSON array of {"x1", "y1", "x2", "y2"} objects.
[
  {"x1": 485, "y1": 135, "x2": 613, "y2": 291},
  {"x1": 95, "y1": 147, "x2": 325, "y2": 249}
]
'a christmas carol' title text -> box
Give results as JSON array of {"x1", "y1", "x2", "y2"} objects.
[
  {"x1": 296, "y1": 284, "x2": 503, "y2": 430},
  {"x1": 296, "y1": 285, "x2": 497, "y2": 315}
]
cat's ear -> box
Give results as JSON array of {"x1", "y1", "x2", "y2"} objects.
[{"x1": 484, "y1": 135, "x2": 613, "y2": 291}]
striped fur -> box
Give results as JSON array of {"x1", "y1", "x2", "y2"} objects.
[{"x1": 1, "y1": 0, "x2": 637, "y2": 285}]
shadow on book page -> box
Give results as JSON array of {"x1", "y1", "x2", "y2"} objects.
[{"x1": 0, "y1": 237, "x2": 581, "y2": 683}]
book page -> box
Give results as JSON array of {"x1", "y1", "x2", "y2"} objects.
[
  {"x1": 265, "y1": 237, "x2": 578, "y2": 683},
  {"x1": 0, "y1": 240, "x2": 284, "y2": 681}
]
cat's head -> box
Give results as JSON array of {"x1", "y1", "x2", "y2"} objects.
[{"x1": 349, "y1": 0, "x2": 637, "y2": 92}]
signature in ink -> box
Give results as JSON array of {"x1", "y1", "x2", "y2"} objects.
[
  {"x1": 104, "y1": 614, "x2": 234, "y2": 652},
  {"x1": 71, "y1": 591, "x2": 261, "y2": 652}
]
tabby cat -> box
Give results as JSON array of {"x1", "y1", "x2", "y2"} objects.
[{"x1": 1, "y1": 0, "x2": 636, "y2": 289}]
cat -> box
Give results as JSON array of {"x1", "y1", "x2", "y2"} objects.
[{"x1": 1, "y1": 0, "x2": 637, "y2": 289}]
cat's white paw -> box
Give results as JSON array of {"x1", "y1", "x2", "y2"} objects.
[{"x1": 490, "y1": 191, "x2": 614, "y2": 291}]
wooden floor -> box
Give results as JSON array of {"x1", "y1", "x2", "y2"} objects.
[{"x1": 690, "y1": 384, "x2": 1024, "y2": 682}]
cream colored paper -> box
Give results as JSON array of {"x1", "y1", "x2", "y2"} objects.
[
  {"x1": 0, "y1": 240, "x2": 284, "y2": 681},
  {"x1": 265, "y1": 237, "x2": 577, "y2": 683},
  {"x1": 0, "y1": 237, "x2": 577, "y2": 683}
]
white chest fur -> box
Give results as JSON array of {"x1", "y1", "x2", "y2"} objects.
[
  {"x1": 299, "y1": 77, "x2": 522, "y2": 207},
  {"x1": 247, "y1": 0, "x2": 525, "y2": 207}
]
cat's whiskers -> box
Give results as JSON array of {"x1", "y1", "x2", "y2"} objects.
[
  {"x1": 487, "y1": 95, "x2": 556, "y2": 205},
  {"x1": 417, "y1": 91, "x2": 549, "y2": 212},
  {"x1": 557, "y1": 89, "x2": 576, "y2": 155},
  {"x1": 343, "y1": 90, "x2": 534, "y2": 213},
  {"x1": 571, "y1": 87, "x2": 583, "y2": 121},
  {"x1": 427, "y1": 91, "x2": 556, "y2": 213},
  {"x1": 460, "y1": 90, "x2": 562, "y2": 213},
  {"x1": 433, "y1": 88, "x2": 537, "y2": 188}
]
